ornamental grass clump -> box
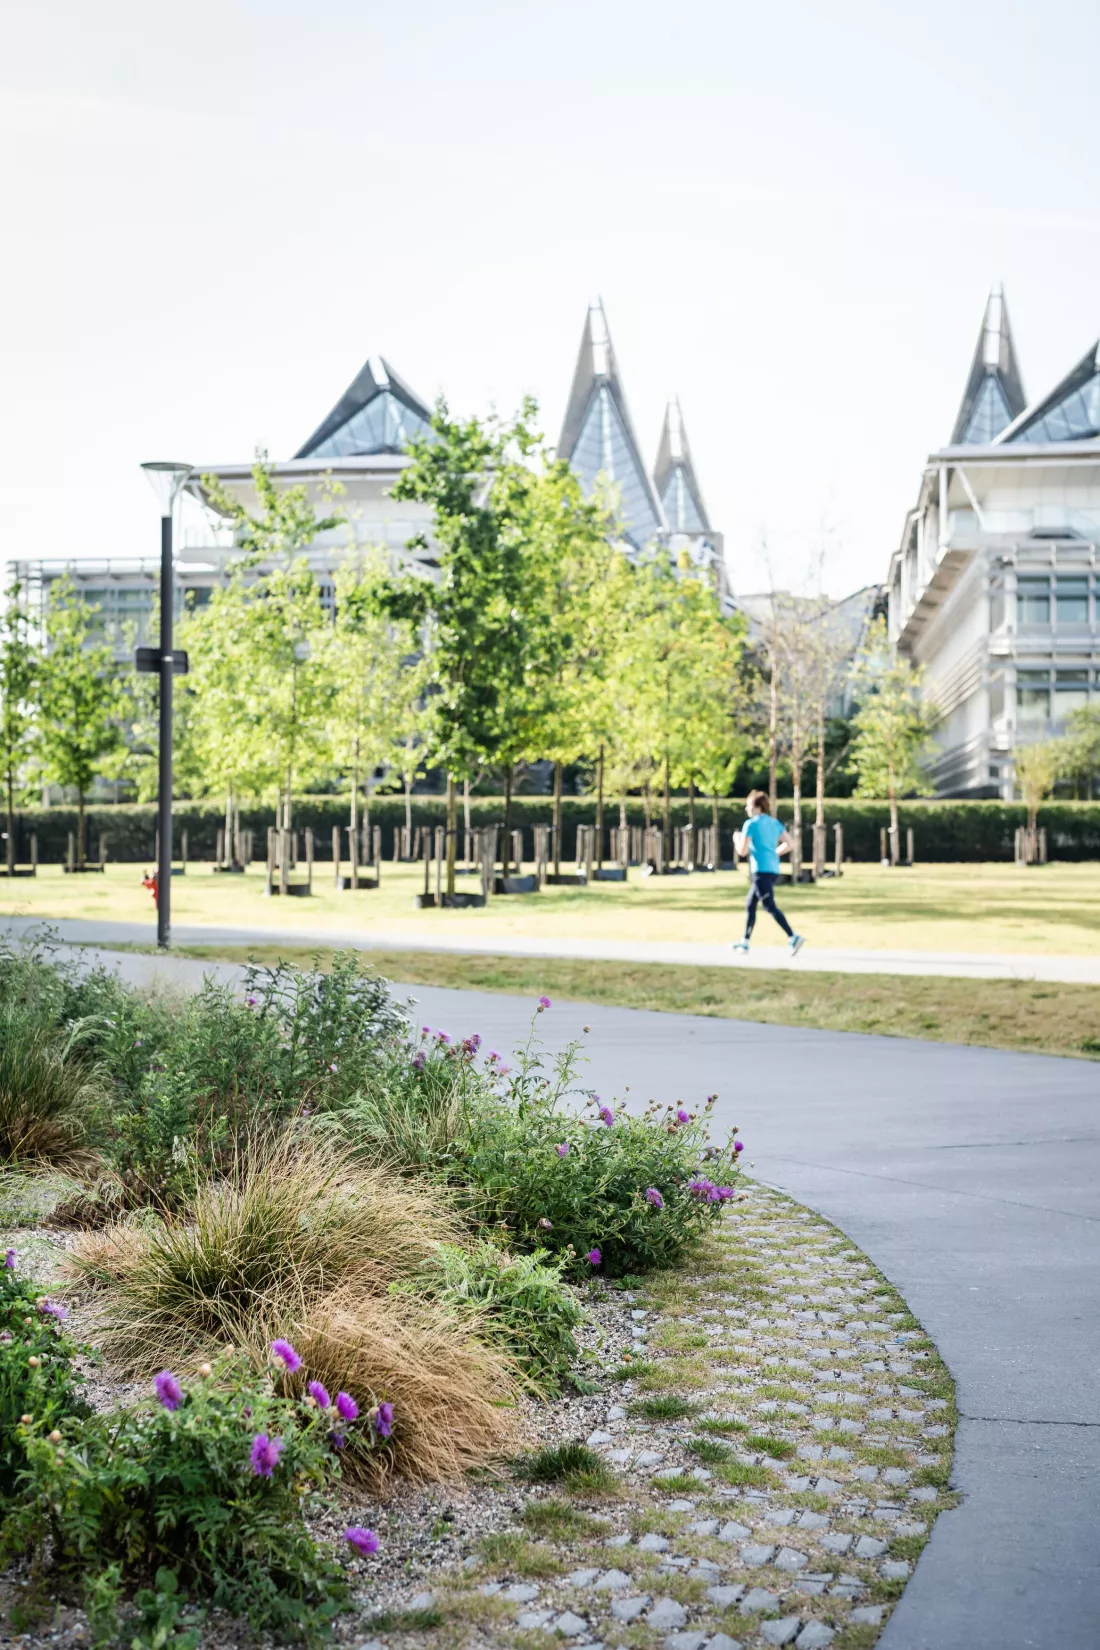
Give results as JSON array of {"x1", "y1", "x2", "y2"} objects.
[
  {"x1": 68, "y1": 1134, "x2": 458, "y2": 1370},
  {"x1": 0, "y1": 1003, "x2": 109, "y2": 1173}
]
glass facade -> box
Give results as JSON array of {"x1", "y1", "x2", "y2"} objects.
[
  {"x1": 1056, "y1": 577, "x2": 1089, "y2": 624},
  {"x1": 570, "y1": 386, "x2": 663, "y2": 549},
  {"x1": 1017, "y1": 670, "x2": 1051, "y2": 725},
  {"x1": 1016, "y1": 574, "x2": 1095, "y2": 627},
  {"x1": 660, "y1": 467, "x2": 707, "y2": 534},
  {"x1": 307, "y1": 390, "x2": 431, "y2": 458},
  {"x1": 1017, "y1": 578, "x2": 1051, "y2": 625},
  {"x1": 959, "y1": 373, "x2": 1014, "y2": 444},
  {"x1": 1055, "y1": 670, "x2": 1090, "y2": 717},
  {"x1": 1010, "y1": 355, "x2": 1100, "y2": 444}
]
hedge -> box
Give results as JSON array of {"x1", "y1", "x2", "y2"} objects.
[{"x1": 6, "y1": 796, "x2": 1100, "y2": 865}]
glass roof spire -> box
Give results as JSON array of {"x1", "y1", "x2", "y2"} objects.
[
  {"x1": 558, "y1": 300, "x2": 664, "y2": 550},
  {"x1": 653, "y1": 397, "x2": 710, "y2": 534},
  {"x1": 295, "y1": 355, "x2": 433, "y2": 459},
  {"x1": 999, "y1": 338, "x2": 1100, "y2": 445},
  {"x1": 951, "y1": 284, "x2": 1026, "y2": 445}
]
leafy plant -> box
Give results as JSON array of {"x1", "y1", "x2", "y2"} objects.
[
  {"x1": 0, "y1": 1259, "x2": 92, "y2": 1495},
  {"x1": 404, "y1": 1240, "x2": 583, "y2": 1395},
  {"x1": 0, "y1": 1003, "x2": 109, "y2": 1172}
]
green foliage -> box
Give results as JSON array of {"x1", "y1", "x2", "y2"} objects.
[
  {"x1": 0, "y1": 1262, "x2": 92, "y2": 1497},
  {"x1": 849, "y1": 618, "x2": 936, "y2": 831},
  {"x1": 37, "y1": 577, "x2": 130, "y2": 861},
  {"x1": 628, "y1": 1395, "x2": 697, "y2": 1420},
  {"x1": 1012, "y1": 738, "x2": 1065, "y2": 830},
  {"x1": 404, "y1": 1240, "x2": 583, "y2": 1395},
  {"x1": 1, "y1": 1356, "x2": 360, "y2": 1643},
  {"x1": 0, "y1": 1001, "x2": 110, "y2": 1171},
  {"x1": 451, "y1": 1016, "x2": 740, "y2": 1278},
  {"x1": 0, "y1": 581, "x2": 39, "y2": 872},
  {"x1": 686, "y1": 1435, "x2": 733, "y2": 1463},
  {"x1": 516, "y1": 1441, "x2": 613, "y2": 1491}
]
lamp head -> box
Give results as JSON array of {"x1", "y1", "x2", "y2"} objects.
[{"x1": 141, "y1": 461, "x2": 194, "y2": 514}]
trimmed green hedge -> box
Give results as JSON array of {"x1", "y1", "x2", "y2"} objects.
[{"x1": 6, "y1": 796, "x2": 1100, "y2": 864}]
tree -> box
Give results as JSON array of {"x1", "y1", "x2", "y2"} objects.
[
  {"x1": 1060, "y1": 704, "x2": 1100, "y2": 799},
  {"x1": 849, "y1": 618, "x2": 936, "y2": 852},
  {"x1": 0, "y1": 583, "x2": 40, "y2": 874},
  {"x1": 38, "y1": 578, "x2": 129, "y2": 868},
  {"x1": 1013, "y1": 739, "x2": 1064, "y2": 835}
]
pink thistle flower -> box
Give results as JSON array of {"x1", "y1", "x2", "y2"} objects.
[
  {"x1": 644, "y1": 1187, "x2": 664, "y2": 1209},
  {"x1": 598, "y1": 1106, "x2": 615, "y2": 1128},
  {"x1": 37, "y1": 1299, "x2": 66, "y2": 1322},
  {"x1": 155, "y1": 1371, "x2": 183, "y2": 1411},
  {"x1": 345, "y1": 1526, "x2": 379, "y2": 1556},
  {"x1": 249, "y1": 1433, "x2": 284, "y2": 1477},
  {"x1": 587, "y1": 1248, "x2": 602, "y2": 1266},
  {"x1": 537, "y1": 996, "x2": 552, "y2": 1010},
  {"x1": 734, "y1": 1140, "x2": 745, "y2": 1152},
  {"x1": 372, "y1": 1401, "x2": 394, "y2": 1438},
  {"x1": 307, "y1": 1380, "x2": 331, "y2": 1409},
  {"x1": 538, "y1": 1216, "x2": 553, "y2": 1230},
  {"x1": 270, "y1": 1338, "x2": 302, "y2": 1373},
  {"x1": 335, "y1": 1391, "x2": 359, "y2": 1422},
  {"x1": 4, "y1": 1249, "x2": 15, "y2": 1270},
  {"x1": 497, "y1": 1063, "x2": 510, "y2": 1076},
  {"x1": 676, "y1": 1107, "x2": 691, "y2": 1124},
  {"x1": 556, "y1": 1142, "x2": 569, "y2": 1158}
]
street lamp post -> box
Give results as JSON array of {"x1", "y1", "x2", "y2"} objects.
[{"x1": 139, "y1": 462, "x2": 193, "y2": 949}]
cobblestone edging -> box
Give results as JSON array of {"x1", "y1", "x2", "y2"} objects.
[{"x1": 355, "y1": 1184, "x2": 957, "y2": 1650}]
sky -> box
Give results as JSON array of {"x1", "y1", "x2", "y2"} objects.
[{"x1": 2, "y1": 0, "x2": 1099, "y2": 599}]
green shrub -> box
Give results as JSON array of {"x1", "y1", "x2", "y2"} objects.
[
  {"x1": 449, "y1": 1014, "x2": 741, "y2": 1277},
  {"x1": 1, "y1": 1351, "x2": 375, "y2": 1643},
  {"x1": 516, "y1": 1441, "x2": 614, "y2": 1492},
  {"x1": 0, "y1": 1003, "x2": 109, "y2": 1172},
  {"x1": 0, "y1": 1258, "x2": 92, "y2": 1496},
  {"x1": 403, "y1": 1240, "x2": 583, "y2": 1395}
]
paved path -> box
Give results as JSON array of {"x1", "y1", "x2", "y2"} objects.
[
  {"x1": 4, "y1": 913, "x2": 1100, "y2": 984},
  {"x1": 13, "y1": 938, "x2": 1100, "y2": 1649}
]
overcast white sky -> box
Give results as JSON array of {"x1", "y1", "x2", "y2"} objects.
[{"x1": 2, "y1": 0, "x2": 1098, "y2": 598}]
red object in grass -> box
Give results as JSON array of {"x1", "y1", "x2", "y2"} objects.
[{"x1": 142, "y1": 871, "x2": 158, "y2": 907}]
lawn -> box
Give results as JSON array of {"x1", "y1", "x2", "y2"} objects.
[
  {"x1": 169, "y1": 942, "x2": 1100, "y2": 1062},
  {"x1": 3, "y1": 859, "x2": 1100, "y2": 956}
]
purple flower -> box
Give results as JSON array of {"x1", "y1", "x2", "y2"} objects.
[
  {"x1": 335, "y1": 1391, "x2": 359, "y2": 1422},
  {"x1": 329, "y1": 1062, "x2": 338, "y2": 1073},
  {"x1": 688, "y1": 1176, "x2": 716, "y2": 1200},
  {"x1": 497, "y1": 1063, "x2": 510, "y2": 1076},
  {"x1": 329, "y1": 1430, "x2": 347, "y2": 1450},
  {"x1": 587, "y1": 1248, "x2": 602, "y2": 1266},
  {"x1": 435, "y1": 1030, "x2": 451, "y2": 1045},
  {"x1": 487, "y1": 1050, "x2": 501, "y2": 1063},
  {"x1": 555, "y1": 1142, "x2": 569, "y2": 1158},
  {"x1": 249, "y1": 1433, "x2": 284, "y2": 1477},
  {"x1": 372, "y1": 1401, "x2": 394, "y2": 1439},
  {"x1": 538, "y1": 996, "x2": 552, "y2": 1010},
  {"x1": 645, "y1": 1187, "x2": 664, "y2": 1209},
  {"x1": 308, "y1": 1380, "x2": 331, "y2": 1410},
  {"x1": 4, "y1": 1249, "x2": 15, "y2": 1270},
  {"x1": 344, "y1": 1526, "x2": 380, "y2": 1556},
  {"x1": 676, "y1": 1107, "x2": 691, "y2": 1124},
  {"x1": 246, "y1": 994, "x2": 258, "y2": 1007},
  {"x1": 412, "y1": 1050, "x2": 426, "y2": 1071},
  {"x1": 734, "y1": 1140, "x2": 745, "y2": 1153},
  {"x1": 37, "y1": 1299, "x2": 66, "y2": 1322},
  {"x1": 598, "y1": 1106, "x2": 615, "y2": 1128},
  {"x1": 270, "y1": 1339, "x2": 302, "y2": 1373},
  {"x1": 420, "y1": 1025, "x2": 430, "y2": 1036},
  {"x1": 154, "y1": 1371, "x2": 183, "y2": 1412},
  {"x1": 468, "y1": 1032, "x2": 482, "y2": 1050},
  {"x1": 716, "y1": 1186, "x2": 736, "y2": 1200}
]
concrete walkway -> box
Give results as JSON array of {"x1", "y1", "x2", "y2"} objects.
[
  {"x1": 3, "y1": 913, "x2": 1100, "y2": 984},
  {"x1": 36, "y1": 940, "x2": 1100, "y2": 1650}
]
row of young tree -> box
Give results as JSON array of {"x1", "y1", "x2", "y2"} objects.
[{"x1": 0, "y1": 397, "x2": 944, "y2": 881}]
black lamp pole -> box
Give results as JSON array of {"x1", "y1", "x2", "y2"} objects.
[{"x1": 157, "y1": 508, "x2": 174, "y2": 949}]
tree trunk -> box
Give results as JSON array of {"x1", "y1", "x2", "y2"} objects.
[
  {"x1": 502, "y1": 763, "x2": 514, "y2": 875},
  {"x1": 350, "y1": 738, "x2": 360, "y2": 890},
  {"x1": 662, "y1": 749, "x2": 671, "y2": 864},
  {"x1": 888, "y1": 766, "x2": 900, "y2": 853},
  {"x1": 552, "y1": 760, "x2": 562, "y2": 878},
  {"x1": 77, "y1": 790, "x2": 86, "y2": 870},
  {"x1": 688, "y1": 776, "x2": 696, "y2": 835},
  {"x1": 6, "y1": 768, "x2": 14, "y2": 874},
  {"x1": 404, "y1": 771, "x2": 412, "y2": 837},
  {"x1": 768, "y1": 662, "x2": 779, "y2": 814},
  {"x1": 619, "y1": 791, "x2": 627, "y2": 833},
  {"x1": 463, "y1": 776, "x2": 471, "y2": 835},
  {"x1": 445, "y1": 772, "x2": 456, "y2": 897},
  {"x1": 596, "y1": 743, "x2": 605, "y2": 869},
  {"x1": 643, "y1": 782, "x2": 652, "y2": 834},
  {"x1": 224, "y1": 784, "x2": 233, "y2": 868},
  {"x1": 815, "y1": 702, "x2": 826, "y2": 830}
]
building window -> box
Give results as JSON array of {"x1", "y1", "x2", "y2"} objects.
[
  {"x1": 1054, "y1": 670, "x2": 1090, "y2": 720},
  {"x1": 1017, "y1": 577, "x2": 1050, "y2": 626},
  {"x1": 1055, "y1": 577, "x2": 1089, "y2": 626},
  {"x1": 1017, "y1": 670, "x2": 1050, "y2": 726}
]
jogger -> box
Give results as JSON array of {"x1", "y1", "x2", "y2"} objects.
[{"x1": 731, "y1": 789, "x2": 804, "y2": 956}]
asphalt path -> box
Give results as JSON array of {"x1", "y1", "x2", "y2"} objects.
[{"x1": 14, "y1": 943, "x2": 1100, "y2": 1650}]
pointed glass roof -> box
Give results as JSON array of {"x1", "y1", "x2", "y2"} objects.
[
  {"x1": 1000, "y1": 340, "x2": 1100, "y2": 445},
  {"x1": 294, "y1": 356, "x2": 433, "y2": 459},
  {"x1": 558, "y1": 301, "x2": 663, "y2": 549},
  {"x1": 951, "y1": 285, "x2": 1026, "y2": 444},
  {"x1": 654, "y1": 398, "x2": 710, "y2": 533}
]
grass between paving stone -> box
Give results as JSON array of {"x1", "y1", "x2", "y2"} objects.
[{"x1": 170, "y1": 941, "x2": 1100, "y2": 1060}]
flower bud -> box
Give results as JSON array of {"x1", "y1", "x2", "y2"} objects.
[
  {"x1": 48, "y1": 1430, "x2": 62, "y2": 1443},
  {"x1": 27, "y1": 1356, "x2": 39, "y2": 1368},
  {"x1": 197, "y1": 1362, "x2": 213, "y2": 1378},
  {"x1": 19, "y1": 1414, "x2": 32, "y2": 1426}
]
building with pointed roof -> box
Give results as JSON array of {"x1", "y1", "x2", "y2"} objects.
[
  {"x1": 558, "y1": 300, "x2": 665, "y2": 552},
  {"x1": 951, "y1": 285, "x2": 1026, "y2": 445},
  {"x1": 887, "y1": 289, "x2": 1100, "y2": 798},
  {"x1": 654, "y1": 397, "x2": 709, "y2": 535},
  {"x1": 294, "y1": 355, "x2": 434, "y2": 459}
]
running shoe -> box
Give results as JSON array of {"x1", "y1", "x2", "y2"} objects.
[
  {"x1": 731, "y1": 940, "x2": 750, "y2": 953},
  {"x1": 788, "y1": 934, "x2": 805, "y2": 957}
]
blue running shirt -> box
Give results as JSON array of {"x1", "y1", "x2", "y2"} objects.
[{"x1": 742, "y1": 814, "x2": 784, "y2": 875}]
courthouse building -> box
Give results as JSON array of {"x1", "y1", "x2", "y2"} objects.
[{"x1": 887, "y1": 285, "x2": 1100, "y2": 797}]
